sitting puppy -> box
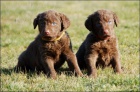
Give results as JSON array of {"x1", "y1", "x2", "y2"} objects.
[
  {"x1": 76, "y1": 10, "x2": 122, "y2": 78},
  {"x1": 15, "y1": 10, "x2": 83, "y2": 79}
]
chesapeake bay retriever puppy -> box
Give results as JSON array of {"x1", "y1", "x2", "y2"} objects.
[
  {"x1": 15, "y1": 10, "x2": 83, "y2": 79},
  {"x1": 76, "y1": 10, "x2": 122, "y2": 78}
]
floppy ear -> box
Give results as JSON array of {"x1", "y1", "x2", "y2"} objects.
[
  {"x1": 85, "y1": 16, "x2": 93, "y2": 31},
  {"x1": 59, "y1": 13, "x2": 70, "y2": 31},
  {"x1": 33, "y1": 14, "x2": 40, "y2": 29},
  {"x1": 33, "y1": 18, "x2": 38, "y2": 29},
  {"x1": 113, "y1": 12, "x2": 119, "y2": 27}
]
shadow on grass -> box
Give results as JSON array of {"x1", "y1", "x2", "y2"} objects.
[
  {"x1": 1, "y1": 67, "x2": 75, "y2": 78},
  {"x1": 0, "y1": 68, "x2": 15, "y2": 75},
  {"x1": 57, "y1": 67, "x2": 74, "y2": 76}
]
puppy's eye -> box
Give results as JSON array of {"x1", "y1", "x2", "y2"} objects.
[
  {"x1": 108, "y1": 21, "x2": 112, "y2": 24},
  {"x1": 96, "y1": 23, "x2": 101, "y2": 27},
  {"x1": 52, "y1": 22, "x2": 57, "y2": 26},
  {"x1": 40, "y1": 21, "x2": 45, "y2": 25}
]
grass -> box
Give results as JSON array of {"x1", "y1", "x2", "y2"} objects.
[{"x1": 1, "y1": 1, "x2": 139, "y2": 91}]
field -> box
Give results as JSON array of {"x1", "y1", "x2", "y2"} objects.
[{"x1": 1, "y1": 1, "x2": 139, "y2": 91}]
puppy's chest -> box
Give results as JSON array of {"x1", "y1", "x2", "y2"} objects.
[
  {"x1": 97, "y1": 40, "x2": 116, "y2": 54},
  {"x1": 92, "y1": 39, "x2": 117, "y2": 64},
  {"x1": 40, "y1": 42, "x2": 63, "y2": 58}
]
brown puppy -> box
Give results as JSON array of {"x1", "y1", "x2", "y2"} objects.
[
  {"x1": 76, "y1": 10, "x2": 122, "y2": 78},
  {"x1": 15, "y1": 10, "x2": 83, "y2": 79}
]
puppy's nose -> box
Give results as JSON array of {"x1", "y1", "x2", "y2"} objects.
[
  {"x1": 44, "y1": 30, "x2": 50, "y2": 35},
  {"x1": 104, "y1": 29, "x2": 109, "y2": 34}
]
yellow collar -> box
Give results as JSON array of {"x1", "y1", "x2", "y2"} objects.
[{"x1": 42, "y1": 32, "x2": 65, "y2": 42}]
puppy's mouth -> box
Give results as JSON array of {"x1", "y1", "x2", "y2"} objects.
[
  {"x1": 98, "y1": 35, "x2": 111, "y2": 40},
  {"x1": 41, "y1": 36, "x2": 55, "y2": 41}
]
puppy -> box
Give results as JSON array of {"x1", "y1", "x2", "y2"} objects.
[
  {"x1": 15, "y1": 10, "x2": 83, "y2": 79},
  {"x1": 76, "y1": 10, "x2": 122, "y2": 78}
]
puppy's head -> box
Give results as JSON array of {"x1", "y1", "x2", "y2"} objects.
[
  {"x1": 85, "y1": 10, "x2": 119, "y2": 40},
  {"x1": 33, "y1": 10, "x2": 70, "y2": 41}
]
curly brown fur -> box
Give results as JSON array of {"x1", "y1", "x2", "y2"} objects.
[
  {"x1": 15, "y1": 10, "x2": 83, "y2": 79},
  {"x1": 76, "y1": 10, "x2": 122, "y2": 78}
]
